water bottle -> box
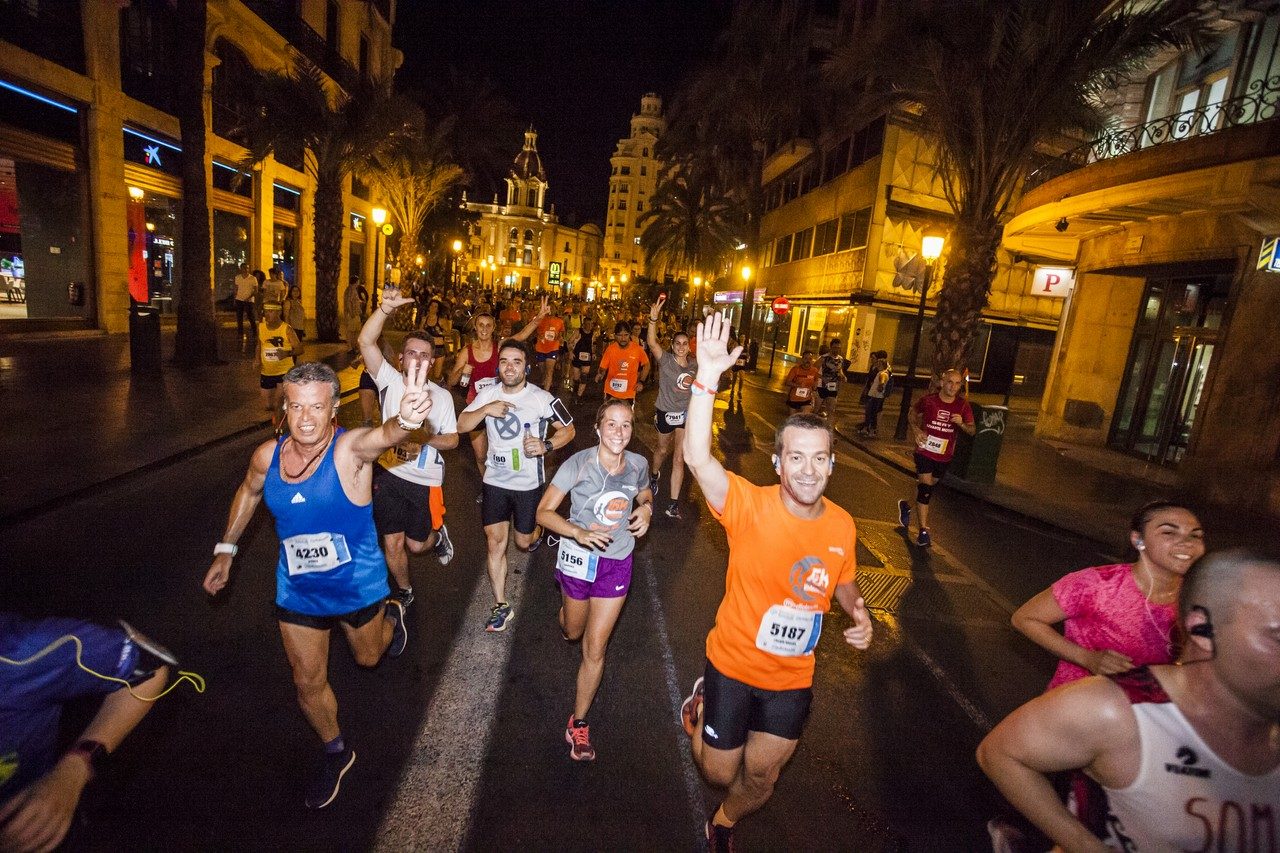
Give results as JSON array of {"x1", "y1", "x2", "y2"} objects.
[
  {"x1": 459, "y1": 363, "x2": 473, "y2": 388},
  {"x1": 513, "y1": 422, "x2": 530, "y2": 472}
]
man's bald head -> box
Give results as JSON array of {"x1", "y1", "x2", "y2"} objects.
[{"x1": 1180, "y1": 548, "x2": 1280, "y2": 627}]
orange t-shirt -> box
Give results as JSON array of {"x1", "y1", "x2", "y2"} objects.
[
  {"x1": 706, "y1": 472, "x2": 857, "y2": 691},
  {"x1": 786, "y1": 365, "x2": 821, "y2": 403},
  {"x1": 599, "y1": 341, "x2": 650, "y2": 399},
  {"x1": 498, "y1": 308, "x2": 522, "y2": 334},
  {"x1": 535, "y1": 316, "x2": 565, "y2": 353}
]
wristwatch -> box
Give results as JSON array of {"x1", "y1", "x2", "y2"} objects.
[
  {"x1": 542, "y1": 439, "x2": 554, "y2": 455},
  {"x1": 213, "y1": 542, "x2": 238, "y2": 556},
  {"x1": 69, "y1": 739, "x2": 109, "y2": 780}
]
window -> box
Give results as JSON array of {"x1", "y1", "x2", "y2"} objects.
[
  {"x1": 523, "y1": 248, "x2": 533, "y2": 265},
  {"x1": 120, "y1": 0, "x2": 178, "y2": 113},
  {"x1": 509, "y1": 227, "x2": 518, "y2": 243},
  {"x1": 773, "y1": 234, "x2": 793, "y2": 264},
  {"x1": 642, "y1": 148, "x2": 648, "y2": 157},
  {"x1": 614, "y1": 251, "x2": 621, "y2": 259},
  {"x1": 618, "y1": 183, "x2": 629, "y2": 194},
  {"x1": 814, "y1": 218, "x2": 838, "y2": 255},
  {"x1": 617, "y1": 200, "x2": 627, "y2": 211},
  {"x1": 791, "y1": 227, "x2": 814, "y2": 261},
  {"x1": 611, "y1": 167, "x2": 618, "y2": 175},
  {"x1": 636, "y1": 202, "x2": 643, "y2": 212},
  {"x1": 524, "y1": 229, "x2": 534, "y2": 243},
  {"x1": 837, "y1": 207, "x2": 872, "y2": 251},
  {"x1": 350, "y1": 175, "x2": 370, "y2": 200},
  {"x1": 621, "y1": 166, "x2": 631, "y2": 175},
  {"x1": 508, "y1": 247, "x2": 518, "y2": 263},
  {"x1": 211, "y1": 39, "x2": 258, "y2": 143},
  {"x1": 640, "y1": 165, "x2": 647, "y2": 176},
  {"x1": 564, "y1": 241, "x2": 571, "y2": 252}
]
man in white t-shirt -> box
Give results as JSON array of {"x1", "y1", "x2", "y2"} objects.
[
  {"x1": 233, "y1": 264, "x2": 258, "y2": 338},
  {"x1": 457, "y1": 338, "x2": 575, "y2": 632},
  {"x1": 359, "y1": 292, "x2": 459, "y2": 609},
  {"x1": 978, "y1": 549, "x2": 1280, "y2": 851}
]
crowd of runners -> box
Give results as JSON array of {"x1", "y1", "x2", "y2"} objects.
[{"x1": 2, "y1": 285, "x2": 1277, "y2": 852}]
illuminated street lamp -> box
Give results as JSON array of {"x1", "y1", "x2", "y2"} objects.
[
  {"x1": 895, "y1": 230, "x2": 947, "y2": 440},
  {"x1": 451, "y1": 239, "x2": 463, "y2": 289},
  {"x1": 370, "y1": 207, "x2": 389, "y2": 295}
]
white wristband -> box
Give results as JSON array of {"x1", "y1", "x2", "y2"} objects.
[
  {"x1": 397, "y1": 416, "x2": 424, "y2": 431},
  {"x1": 214, "y1": 542, "x2": 238, "y2": 557}
]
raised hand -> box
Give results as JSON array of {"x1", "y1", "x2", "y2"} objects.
[
  {"x1": 537, "y1": 295, "x2": 551, "y2": 319},
  {"x1": 649, "y1": 295, "x2": 666, "y2": 321},
  {"x1": 695, "y1": 311, "x2": 743, "y2": 377},
  {"x1": 380, "y1": 289, "x2": 415, "y2": 312},
  {"x1": 843, "y1": 597, "x2": 874, "y2": 650},
  {"x1": 398, "y1": 359, "x2": 433, "y2": 424}
]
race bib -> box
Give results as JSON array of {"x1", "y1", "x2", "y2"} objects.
[
  {"x1": 577, "y1": 351, "x2": 592, "y2": 364},
  {"x1": 794, "y1": 386, "x2": 811, "y2": 399},
  {"x1": 664, "y1": 410, "x2": 686, "y2": 427},
  {"x1": 556, "y1": 537, "x2": 599, "y2": 582},
  {"x1": 473, "y1": 377, "x2": 496, "y2": 394},
  {"x1": 920, "y1": 434, "x2": 948, "y2": 455},
  {"x1": 609, "y1": 377, "x2": 628, "y2": 393},
  {"x1": 755, "y1": 604, "x2": 822, "y2": 656},
  {"x1": 392, "y1": 441, "x2": 422, "y2": 464},
  {"x1": 489, "y1": 448, "x2": 521, "y2": 471},
  {"x1": 283, "y1": 533, "x2": 351, "y2": 577},
  {"x1": 264, "y1": 347, "x2": 287, "y2": 362},
  {"x1": 544, "y1": 329, "x2": 557, "y2": 341},
  {"x1": 825, "y1": 382, "x2": 839, "y2": 392}
]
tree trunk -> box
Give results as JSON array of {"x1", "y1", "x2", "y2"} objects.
[
  {"x1": 930, "y1": 215, "x2": 1003, "y2": 373},
  {"x1": 312, "y1": 176, "x2": 344, "y2": 342},
  {"x1": 172, "y1": 0, "x2": 219, "y2": 367}
]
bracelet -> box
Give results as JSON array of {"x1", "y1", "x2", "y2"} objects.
[
  {"x1": 649, "y1": 317, "x2": 657, "y2": 323},
  {"x1": 213, "y1": 542, "x2": 238, "y2": 557},
  {"x1": 690, "y1": 379, "x2": 715, "y2": 396},
  {"x1": 396, "y1": 416, "x2": 424, "y2": 430}
]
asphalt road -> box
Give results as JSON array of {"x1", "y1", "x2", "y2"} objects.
[{"x1": 0, "y1": 370, "x2": 1120, "y2": 851}]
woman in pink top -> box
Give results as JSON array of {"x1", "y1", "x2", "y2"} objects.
[{"x1": 1012, "y1": 500, "x2": 1204, "y2": 690}]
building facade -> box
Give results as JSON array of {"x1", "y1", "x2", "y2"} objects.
[
  {"x1": 755, "y1": 116, "x2": 1064, "y2": 395},
  {"x1": 462, "y1": 129, "x2": 602, "y2": 296},
  {"x1": 0, "y1": 0, "x2": 398, "y2": 333},
  {"x1": 600, "y1": 93, "x2": 664, "y2": 288},
  {"x1": 1003, "y1": 4, "x2": 1280, "y2": 509}
]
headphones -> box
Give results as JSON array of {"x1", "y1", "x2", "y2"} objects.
[
  {"x1": 773, "y1": 455, "x2": 837, "y2": 475},
  {"x1": 1136, "y1": 536, "x2": 1145, "y2": 551}
]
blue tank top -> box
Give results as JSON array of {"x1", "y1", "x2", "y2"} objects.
[{"x1": 264, "y1": 429, "x2": 390, "y2": 615}]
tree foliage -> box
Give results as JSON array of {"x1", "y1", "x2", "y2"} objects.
[{"x1": 639, "y1": 158, "x2": 743, "y2": 284}]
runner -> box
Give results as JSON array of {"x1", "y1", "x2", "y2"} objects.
[
  {"x1": 595, "y1": 321, "x2": 650, "y2": 404},
  {"x1": 533, "y1": 300, "x2": 566, "y2": 390},
  {"x1": 202, "y1": 361, "x2": 423, "y2": 809},
  {"x1": 359, "y1": 290, "x2": 461, "y2": 606},
  {"x1": 679, "y1": 311, "x2": 873, "y2": 850},
  {"x1": 815, "y1": 339, "x2": 846, "y2": 419},
  {"x1": 855, "y1": 351, "x2": 890, "y2": 438},
  {"x1": 258, "y1": 302, "x2": 301, "y2": 431},
  {"x1": 448, "y1": 300, "x2": 548, "y2": 475},
  {"x1": 535, "y1": 399, "x2": 653, "y2": 761},
  {"x1": 978, "y1": 549, "x2": 1280, "y2": 851},
  {"x1": 570, "y1": 316, "x2": 598, "y2": 400},
  {"x1": 896, "y1": 367, "x2": 974, "y2": 548},
  {"x1": 646, "y1": 295, "x2": 697, "y2": 518},
  {"x1": 456, "y1": 339, "x2": 576, "y2": 632},
  {"x1": 783, "y1": 350, "x2": 821, "y2": 414}
]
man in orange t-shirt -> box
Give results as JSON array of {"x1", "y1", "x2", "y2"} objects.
[
  {"x1": 679, "y1": 311, "x2": 873, "y2": 850},
  {"x1": 533, "y1": 306, "x2": 565, "y2": 391},
  {"x1": 595, "y1": 322, "x2": 650, "y2": 401}
]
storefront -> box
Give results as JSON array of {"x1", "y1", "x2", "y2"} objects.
[
  {"x1": 123, "y1": 126, "x2": 183, "y2": 314},
  {"x1": 0, "y1": 77, "x2": 93, "y2": 328},
  {"x1": 272, "y1": 182, "x2": 301, "y2": 285},
  {"x1": 211, "y1": 160, "x2": 253, "y2": 305}
]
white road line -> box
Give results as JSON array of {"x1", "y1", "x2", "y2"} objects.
[
  {"x1": 639, "y1": 551, "x2": 710, "y2": 847},
  {"x1": 374, "y1": 550, "x2": 530, "y2": 852},
  {"x1": 876, "y1": 613, "x2": 995, "y2": 732}
]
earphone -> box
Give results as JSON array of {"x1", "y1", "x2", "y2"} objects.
[
  {"x1": 1136, "y1": 536, "x2": 1145, "y2": 551},
  {"x1": 1187, "y1": 605, "x2": 1215, "y2": 639}
]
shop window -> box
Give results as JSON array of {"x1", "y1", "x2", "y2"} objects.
[
  {"x1": 273, "y1": 183, "x2": 301, "y2": 212},
  {"x1": 126, "y1": 191, "x2": 182, "y2": 314},
  {"x1": 0, "y1": 156, "x2": 92, "y2": 322},
  {"x1": 273, "y1": 223, "x2": 297, "y2": 286},
  {"x1": 213, "y1": 210, "x2": 251, "y2": 304}
]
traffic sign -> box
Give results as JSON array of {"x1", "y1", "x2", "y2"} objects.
[{"x1": 771, "y1": 296, "x2": 790, "y2": 316}]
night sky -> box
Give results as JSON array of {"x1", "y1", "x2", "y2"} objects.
[{"x1": 394, "y1": 0, "x2": 731, "y2": 226}]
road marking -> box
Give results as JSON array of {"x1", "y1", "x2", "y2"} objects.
[
  {"x1": 374, "y1": 549, "x2": 530, "y2": 851},
  {"x1": 638, "y1": 550, "x2": 710, "y2": 847},
  {"x1": 875, "y1": 611, "x2": 995, "y2": 732}
]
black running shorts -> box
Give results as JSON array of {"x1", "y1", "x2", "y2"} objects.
[
  {"x1": 481, "y1": 482, "x2": 543, "y2": 535},
  {"x1": 699, "y1": 659, "x2": 812, "y2": 750},
  {"x1": 912, "y1": 451, "x2": 951, "y2": 480},
  {"x1": 275, "y1": 599, "x2": 383, "y2": 630},
  {"x1": 372, "y1": 465, "x2": 435, "y2": 542}
]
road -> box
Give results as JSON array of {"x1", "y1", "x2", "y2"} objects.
[{"x1": 0, "y1": 368, "x2": 1119, "y2": 851}]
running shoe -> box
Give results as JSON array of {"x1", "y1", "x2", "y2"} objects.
[
  {"x1": 392, "y1": 586, "x2": 414, "y2": 609},
  {"x1": 897, "y1": 499, "x2": 911, "y2": 530},
  {"x1": 917, "y1": 528, "x2": 932, "y2": 548},
  {"x1": 385, "y1": 599, "x2": 408, "y2": 657},
  {"x1": 680, "y1": 676, "x2": 705, "y2": 738},
  {"x1": 433, "y1": 524, "x2": 455, "y2": 566},
  {"x1": 664, "y1": 501, "x2": 682, "y2": 520},
  {"x1": 565, "y1": 716, "x2": 596, "y2": 761},
  {"x1": 525, "y1": 531, "x2": 543, "y2": 554},
  {"x1": 304, "y1": 746, "x2": 356, "y2": 809},
  {"x1": 485, "y1": 602, "x2": 514, "y2": 632},
  {"x1": 649, "y1": 470, "x2": 661, "y2": 494},
  {"x1": 705, "y1": 817, "x2": 736, "y2": 852}
]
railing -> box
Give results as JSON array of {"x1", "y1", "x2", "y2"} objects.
[
  {"x1": 1025, "y1": 74, "x2": 1280, "y2": 190},
  {"x1": 242, "y1": 0, "x2": 362, "y2": 93}
]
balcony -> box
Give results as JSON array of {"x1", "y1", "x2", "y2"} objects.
[
  {"x1": 242, "y1": 0, "x2": 361, "y2": 92},
  {"x1": 0, "y1": 0, "x2": 85, "y2": 73}
]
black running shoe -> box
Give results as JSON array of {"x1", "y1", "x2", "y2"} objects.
[
  {"x1": 385, "y1": 599, "x2": 408, "y2": 658},
  {"x1": 433, "y1": 524, "x2": 455, "y2": 566},
  {"x1": 304, "y1": 747, "x2": 356, "y2": 809},
  {"x1": 393, "y1": 587, "x2": 414, "y2": 609},
  {"x1": 705, "y1": 817, "x2": 736, "y2": 852},
  {"x1": 897, "y1": 499, "x2": 911, "y2": 530}
]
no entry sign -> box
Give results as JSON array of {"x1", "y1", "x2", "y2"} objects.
[{"x1": 771, "y1": 296, "x2": 790, "y2": 315}]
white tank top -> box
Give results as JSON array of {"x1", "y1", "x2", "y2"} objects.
[{"x1": 1103, "y1": 680, "x2": 1280, "y2": 852}]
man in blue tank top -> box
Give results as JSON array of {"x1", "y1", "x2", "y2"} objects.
[{"x1": 202, "y1": 361, "x2": 433, "y2": 809}]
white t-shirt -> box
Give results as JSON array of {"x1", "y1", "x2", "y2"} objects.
[
  {"x1": 234, "y1": 273, "x2": 257, "y2": 302},
  {"x1": 463, "y1": 380, "x2": 570, "y2": 491},
  {"x1": 374, "y1": 360, "x2": 457, "y2": 486}
]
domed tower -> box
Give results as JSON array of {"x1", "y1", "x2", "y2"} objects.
[{"x1": 506, "y1": 128, "x2": 547, "y2": 213}]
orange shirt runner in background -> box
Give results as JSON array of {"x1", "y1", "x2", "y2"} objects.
[
  {"x1": 785, "y1": 364, "x2": 821, "y2": 405},
  {"x1": 535, "y1": 316, "x2": 565, "y2": 354},
  {"x1": 498, "y1": 307, "x2": 522, "y2": 335},
  {"x1": 706, "y1": 471, "x2": 857, "y2": 691},
  {"x1": 598, "y1": 341, "x2": 650, "y2": 400}
]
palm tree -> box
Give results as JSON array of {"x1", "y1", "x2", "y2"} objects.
[
  {"x1": 639, "y1": 158, "x2": 743, "y2": 303},
  {"x1": 238, "y1": 63, "x2": 415, "y2": 341},
  {"x1": 172, "y1": 0, "x2": 218, "y2": 367},
  {"x1": 828, "y1": 0, "x2": 1205, "y2": 370}
]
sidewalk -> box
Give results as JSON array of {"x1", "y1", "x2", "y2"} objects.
[
  {"x1": 740, "y1": 366, "x2": 1276, "y2": 554},
  {"x1": 0, "y1": 321, "x2": 357, "y2": 524}
]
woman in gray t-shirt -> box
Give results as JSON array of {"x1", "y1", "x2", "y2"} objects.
[
  {"x1": 647, "y1": 296, "x2": 698, "y2": 519},
  {"x1": 535, "y1": 399, "x2": 654, "y2": 762}
]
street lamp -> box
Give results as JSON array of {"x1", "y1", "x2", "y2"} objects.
[
  {"x1": 370, "y1": 207, "x2": 388, "y2": 294},
  {"x1": 451, "y1": 239, "x2": 463, "y2": 290},
  {"x1": 894, "y1": 230, "x2": 947, "y2": 440},
  {"x1": 692, "y1": 275, "x2": 702, "y2": 313}
]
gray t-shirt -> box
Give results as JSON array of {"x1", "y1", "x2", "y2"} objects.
[
  {"x1": 655, "y1": 351, "x2": 697, "y2": 414},
  {"x1": 550, "y1": 447, "x2": 649, "y2": 560}
]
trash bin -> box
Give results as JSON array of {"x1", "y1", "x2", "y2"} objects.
[
  {"x1": 949, "y1": 402, "x2": 1008, "y2": 483},
  {"x1": 129, "y1": 302, "x2": 162, "y2": 375}
]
